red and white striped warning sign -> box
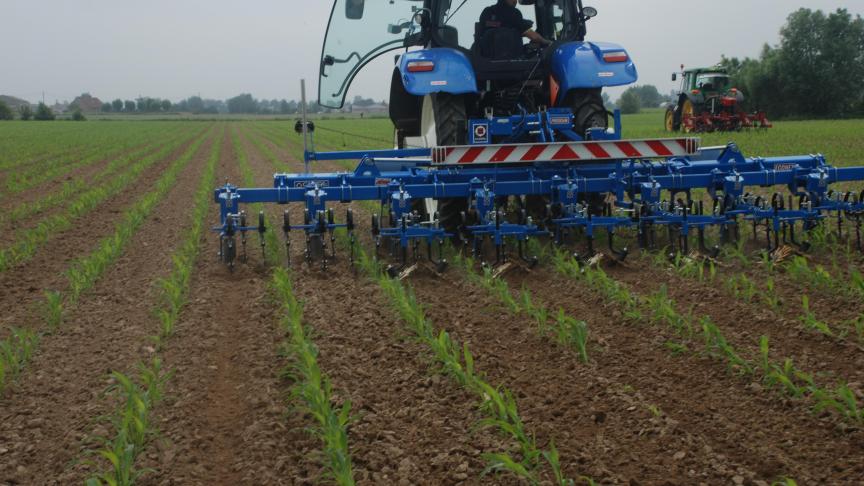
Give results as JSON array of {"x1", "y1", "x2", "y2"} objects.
[{"x1": 431, "y1": 138, "x2": 700, "y2": 165}]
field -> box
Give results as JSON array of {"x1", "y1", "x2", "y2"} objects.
[{"x1": 0, "y1": 115, "x2": 863, "y2": 486}]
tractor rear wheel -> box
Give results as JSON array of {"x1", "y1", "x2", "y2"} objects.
[
  {"x1": 681, "y1": 99, "x2": 695, "y2": 133},
  {"x1": 664, "y1": 106, "x2": 678, "y2": 132},
  {"x1": 420, "y1": 93, "x2": 467, "y2": 235},
  {"x1": 565, "y1": 89, "x2": 608, "y2": 139}
]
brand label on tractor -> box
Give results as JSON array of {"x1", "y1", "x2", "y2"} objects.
[
  {"x1": 473, "y1": 123, "x2": 489, "y2": 143},
  {"x1": 430, "y1": 80, "x2": 448, "y2": 86},
  {"x1": 550, "y1": 116, "x2": 570, "y2": 125},
  {"x1": 774, "y1": 164, "x2": 797, "y2": 171},
  {"x1": 598, "y1": 72, "x2": 614, "y2": 78},
  {"x1": 374, "y1": 178, "x2": 391, "y2": 186},
  {"x1": 293, "y1": 180, "x2": 330, "y2": 188}
]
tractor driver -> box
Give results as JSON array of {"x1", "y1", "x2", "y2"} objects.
[{"x1": 479, "y1": 0, "x2": 552, "y2": 47}]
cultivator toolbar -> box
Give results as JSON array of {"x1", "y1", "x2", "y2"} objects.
[
  {"x1": 213, "y1": 138, "x2": 864, "y2": 274},
  {"x1": 213, "y1": 97, "x2": 864, "y2": 275}
]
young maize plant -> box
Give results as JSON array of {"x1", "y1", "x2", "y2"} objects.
[
  {"x1": 644, "y1": 286, "x2": 695, "y2": 340},
  {"x1": 271, "y1": 267, "x2": 355, "y2": 486},
  {"x1": 451, "y1": 253, "x2": 591, "y2": 363},
  {"x1": 85, "y1": 357, "x2": 169, "y2": 486},
  {"x1": 786, "y1": 256, "x2": 835, "y2": 293},
  {"x1": 0, "y1": 129, "x2": 206, "y2": 273},
  {"x1": 700, "y1": 318, "x2": 753, "y2": 375},
  {"x1": 550, "y1": 250, "x2": 641, "y2": 320},
  {"x1": 153, "y1": 132, "x2": 222, "y2": 343},
  {"x1": 0, "y1": 328, "x2": 39, "y2": 396},
  {"x1": 762, "y1": 278, "x2": 781, "y2": 310},
  {"x1": 671, "y1": 253, "x2": 716, "y2": 282},
  {"x1": 759, "y1": 335, "x2": 863, "y2": 422},
  {"x1": 65, "y1": 131, "x2": 210, "y2": 305},
  {"x1": 798, "y1": 295, "x2": 834, "y2": 337},
  {"x1": 42, "y1": 290, "x2": 64, "y2": 331},
  {"x1": 354, "y1": 246, "x2": 583, "y2": 486},
  {"x1": 725, "y1": 274, "x2": 758, "y2": 303}
]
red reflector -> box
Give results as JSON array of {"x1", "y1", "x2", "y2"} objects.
[
  {"x1": 602, "y1": 51, "x2": 628, "y2": 63},
  {"x1": 407, "y1": 61, "x2": 435, "y2": 72}
]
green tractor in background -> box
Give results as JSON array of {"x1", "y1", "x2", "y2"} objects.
[{"x1": 665, "y1": 66, "x2": 771, "y2": 133}]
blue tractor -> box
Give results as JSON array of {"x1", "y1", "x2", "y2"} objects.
[{"x1": 319, "y1": 0, "x2": 637, "y2": 230}]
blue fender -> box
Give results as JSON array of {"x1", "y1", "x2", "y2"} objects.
[
  {"x1": 551, "y1": 41, "x2": 638, "y2": 96},
  {"x1": 398, "y1": 48, "x2": 478, "y2": 97}
]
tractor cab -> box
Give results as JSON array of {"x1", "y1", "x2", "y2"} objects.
[
  {"x1": 319, "y1": 0, "x2": 636, "y2": 139},
  {"x1": 319, "y1": 0, "x2": 609, "y2": 108}
]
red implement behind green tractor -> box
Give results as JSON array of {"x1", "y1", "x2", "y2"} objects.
[{"x1": 665, "y1": 66, "x2": 771, "y2": 133}]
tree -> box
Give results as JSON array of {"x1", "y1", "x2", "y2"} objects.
[
  {"x1": 720, "y1": 8, "x2": 864, "y2": 118},
  {"x1": 227, "y1": 93, "x2": 259, "y2": 114},
  {"x1": 0, "y1": 101, "x2": 12, "y2": 120},
  {"x1": 161, "y1": 99, "x2": 172, "y2": 112},
  {"x1": 101, "y1": 103, "x2": 113, "y2": 113},
  {"x1": 19, "y1": 105, "x2": 33, "y2": 121},
  {"x1": 187, "y1": 96, "x2": 204, "y2": 114},
  {"x1": 112, "y1": 99, "x2": 123, "y2": 112},
  {"x1": 124, "y1": 100, "x2": 136, "y2": 112},
  {"x1": 72, "y1": 109, "x2": 86, "y2": 121},
  {"x1": 34, "y1": 102, "x2": 55, "y2": 121},
  {"x1": 617, "y1": 90, "x2": 641, "y2": 114}
]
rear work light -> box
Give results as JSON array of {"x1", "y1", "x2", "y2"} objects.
[
  {"x1": 602, "y1": 51, "x2": 628, "y2": 63},
  {"x1": 406, "y1": 61, "x2": 435, "y2": 72}
]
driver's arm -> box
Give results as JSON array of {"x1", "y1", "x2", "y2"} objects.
[{"x1": 523, "y1": 29, "x2": 551, "y2": 45}]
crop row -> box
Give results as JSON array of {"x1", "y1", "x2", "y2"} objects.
[
  {"x1": 4, "y1": 135, "x2": 157, "y2": 194},
  {"x1": 0, "y1": 122, "x2": 177, "y2": 173},
  {"x1": 351, "y1": 243, "x2": 588, "y2": 485},
  {"x1": 0, "y1": 128, "x2": 205, "y2": 272},
  {"x1": 551, "y1": 252, "x2": 863, "y2": 424},
  {"x1": 86, "y1": 129, "x2": 223, "y2": 485},
  {"x1": 1, "y1": 130, "x2": 192, "y2": 227},
  {"x1": 0, "y1": 129, "x2": 212, "y2": 400},
  {"x1": 452, "y1": 253, "x2": 590, "y2": 363},
  {"x1": 271, "y1": 267, "x2": 355, "y2": 485}
]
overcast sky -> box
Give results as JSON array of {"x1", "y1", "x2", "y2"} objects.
[{"x1": 2, "y1": 1, "x2": 860, "y2": 105}]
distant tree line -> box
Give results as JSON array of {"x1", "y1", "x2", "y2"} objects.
[
  {"x1": 720, "y1": 8, "x2": 864, "y2": 118},
  {"x1": 615, "y1": 85, "x2": 665, "y2": 115}
]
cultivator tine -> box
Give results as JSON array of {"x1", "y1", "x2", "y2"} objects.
[
  {"x1": 239, "y1": 211, "x2": 248, "y2": 264},
  {"x1": 257, "y1": 211, "x2": 267, "y2": 258},
  {"x1": 346, "y1": 208, "x2": 355, "y2": 269},
  {"x1": 282, "y1": 210, "x2": 291, "y2": 264}
]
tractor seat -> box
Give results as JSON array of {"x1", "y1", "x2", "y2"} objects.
[{"x1": 469, "y1": 23, "x2": 546, "y2": 82}]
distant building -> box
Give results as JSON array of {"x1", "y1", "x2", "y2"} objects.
[
  {"x1": 70, "y1": 93, "x2": 103, "y2": 112},
  {"x1": 351, "y1": 103, "x2": 388, "y2": 115},
  {"x1": 0, "y1": 95, "x2": 30, "y2": 110},
  {"x1": 51, "y1": 102, "x2": 70, "y2": 114}
]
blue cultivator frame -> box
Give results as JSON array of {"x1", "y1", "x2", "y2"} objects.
[{"x1": 214, "y1": 108, "x2": 864, "y2": 275}]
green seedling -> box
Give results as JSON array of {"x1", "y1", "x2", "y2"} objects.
[
  {"x1": 799, "y1": 295, "x2": 833, "y2": 336},
  {"x1": 42, "y1": 290, "x2": 64, "y2": 330}
]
